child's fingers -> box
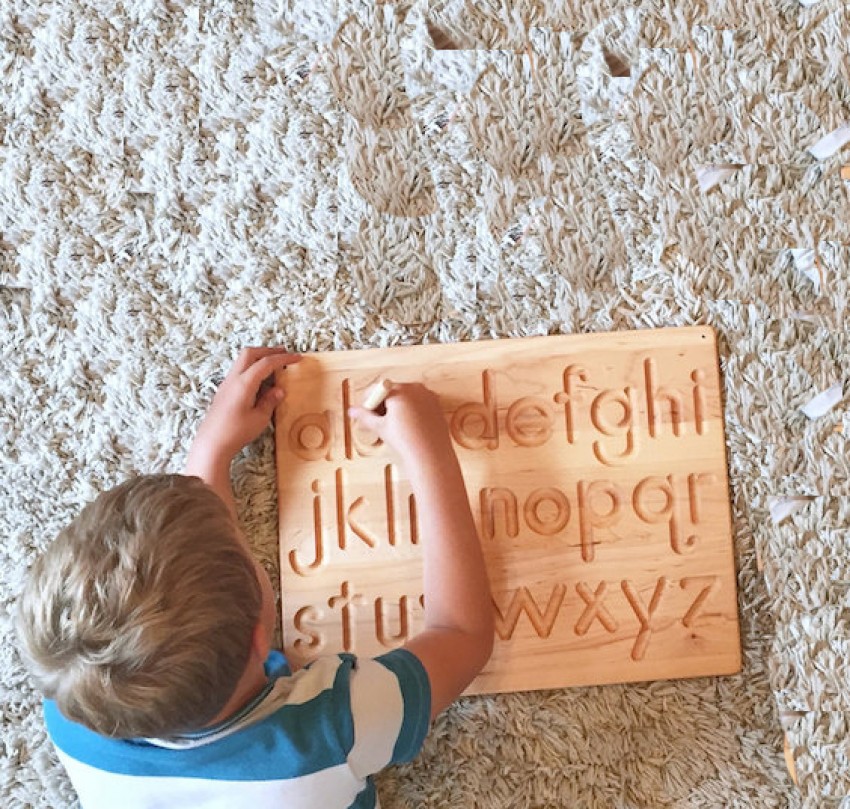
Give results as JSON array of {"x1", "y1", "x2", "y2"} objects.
[
  {"x1": 348, "y1": 406, "x2": 382, "y2": 434},
  {"x1": 235, "y1": 347, "x2": 301, "y2": 373},
  {"x1": 256, "y1": 385, "x2": 286, "y2": 418},
  {"x1": 241, "y1": 352, "x2": 302, "y2": 392}
]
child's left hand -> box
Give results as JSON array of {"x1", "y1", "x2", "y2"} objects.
[{"x1": 191, "y1": 347, "x2": 302, "y2": 462}]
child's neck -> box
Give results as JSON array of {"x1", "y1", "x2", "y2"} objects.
[{"x1": 205, "y1": 661, "x2": 268, "y2": 727}]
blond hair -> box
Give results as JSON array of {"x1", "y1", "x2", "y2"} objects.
[{"x1": 15, "y1": 474, "x2": 262, "y2": 738}]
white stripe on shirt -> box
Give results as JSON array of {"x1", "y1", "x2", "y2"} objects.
[
  {"x1": 56, "y1": 750, "x2": 365, "y2": 809},
  {"x1": 347, "y1": 658, "x2": 404, "y2": 779}
]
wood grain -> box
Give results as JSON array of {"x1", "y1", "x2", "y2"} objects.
[{"x1": 275, "y1": 326, "x2": 741, "y2": 694}]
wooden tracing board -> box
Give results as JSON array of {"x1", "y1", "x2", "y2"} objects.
[{"x1": 274, "y1": 326, "x2": 741, "y2": 694}]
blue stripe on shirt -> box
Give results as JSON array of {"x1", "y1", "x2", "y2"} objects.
[{"x1": 45, "y1": 655, "x2": 359, "y2": 781}]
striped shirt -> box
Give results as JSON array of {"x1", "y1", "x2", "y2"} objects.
[{"x1": 44, "y1": 649, "x2": 431, "y2": 809}]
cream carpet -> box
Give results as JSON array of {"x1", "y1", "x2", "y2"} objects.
[{"x1": 1, "y1": 0, "x2": 848, "y2": 807}]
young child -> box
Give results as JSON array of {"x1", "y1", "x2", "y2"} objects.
[{"x1": 16, "y1": 347, "x2": 494, "y2": 809}]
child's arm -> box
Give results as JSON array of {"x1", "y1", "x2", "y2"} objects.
[
  {"x1": 350, "y1": 384, "x2": 494, "y2": 720},
  {"x1": 184, "y1": 347, "x2": 301, "y2": 526}
]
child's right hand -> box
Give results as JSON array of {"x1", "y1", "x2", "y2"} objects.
[
  {"x1": 348, "y1": 382, "x2": 454, "y2": 466},
  {"x1": 353, "y1": 382, "x2": 494, "y2": 719}
]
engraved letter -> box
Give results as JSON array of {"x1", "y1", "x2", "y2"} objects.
[
  {"x1": 524, "y1": 487, "x2": 570, "y2": 536},
  {"x1": 334, "y1": 468, "x2": 381, "y2": 550},
  {"x1": 480, "y1": 487, "x2": 519, "y2": 541},
  {"x1": 633, "y1": 475, "x2": 690, "y2": 554},
  {"x1": 374, "y1": 596, "x2": 410, "y2": 647},
  {"x1": 408, "y1": 494, "x2": 420, "y2": 545},
  {"x1": 505, "y1": 397, "x2": 553, "y2": 447},
  {"x1": 554, "y1": 364, "x2": 588, "y2": 445},
  {"x1": 385, "y1": 464, "x2": 396, "y2": 547},
  {"x1": 644, "y1": 357, "x2": 684, "y2": 438},
  {"x1": 450, "y1": 370, "x2": 499, "y2": 450},
  {"x1": 590, "y1": 387, "x2": 639, "y2": 466},
  {"x1": 679, "y1": 576, "x2": 720, "y2": 628},
  {"x1": 328, "y1": 581, "x2": 366, "y2": 652},
  {"x1": 687, "y1": 472, "x2": 717, "y2": 524},
  {"x1": 347, "y1": 497, "x2": 379, "y2": 549},
  {"x1": 576, "y1": 479, "x2": 623, "y2": 563},
  {"x1": 335, "y1": 468, "x2": 346, "y2": 550},
  {"x1": 621, "y1": 577, "x2": 671, "y2": 661},
  {"x1": 293, "y1": 606, "x2": 324, "y2": 653},
  {"x1": 289, "y1": 479, "x2": 326, "y2": 575},
  {"x1": 289, "y1": 411, "x2": 333, "y2": 461},
  {"x1": 691, "y1": 369, "x2": 707, "y2": 435},
  {"x1": 574, "y1": 581, "x2": 618, "y2": 635},
  {"x1": 492, "y1": 585, "x2": 567, "y2": 640}
]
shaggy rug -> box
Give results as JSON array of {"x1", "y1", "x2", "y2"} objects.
[{"x1": 1, "y1": 0, "x2": 848, "y2": 807}]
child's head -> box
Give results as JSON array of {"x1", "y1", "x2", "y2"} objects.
[{"x1": 16, "y1": 474, "x2": 271, "y2": 739}]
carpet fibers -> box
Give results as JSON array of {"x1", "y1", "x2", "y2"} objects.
[{"x1": 1, "y1": 1, "x2": 848, "y2": 807}]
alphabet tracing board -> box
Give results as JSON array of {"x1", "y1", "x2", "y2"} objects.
[{"x1": 274, "y1": 326, "x2": 741, "y2": 694}]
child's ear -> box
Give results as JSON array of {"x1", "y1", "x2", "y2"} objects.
[{"x1": 250, "y1": 618, "x2": 271, "y2": 662}]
